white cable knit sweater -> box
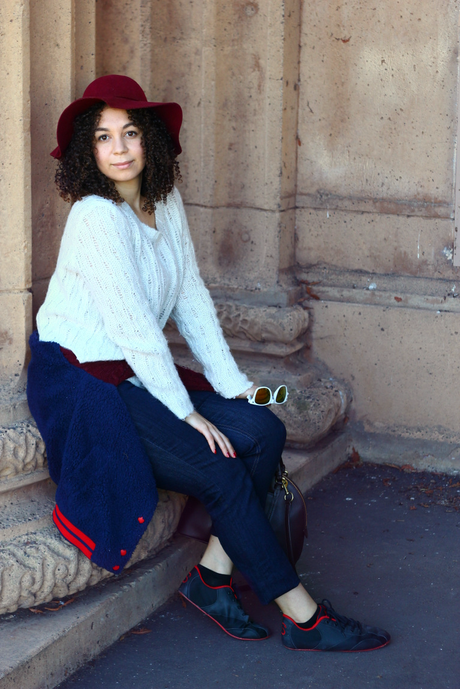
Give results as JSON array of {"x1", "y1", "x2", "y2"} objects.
[{"x1": 37, "y1": 187, "x2": 252, "y2": 419}]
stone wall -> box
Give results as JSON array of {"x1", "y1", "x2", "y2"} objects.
[{"x1": 294, "y1": 0, "x2": 460, "y2": 468}]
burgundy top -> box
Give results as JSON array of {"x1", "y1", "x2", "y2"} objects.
[{"x1": 60, "y1": 347, "x2": 215, "y2": 393}]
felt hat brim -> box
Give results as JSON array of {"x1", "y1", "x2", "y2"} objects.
[{"x1": 50, "y1": 76, "x2": 182, "y2": 159}]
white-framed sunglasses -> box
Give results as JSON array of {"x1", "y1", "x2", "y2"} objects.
[{"x1": 247, "y1": 385, "x2": 289, "y2": 406}]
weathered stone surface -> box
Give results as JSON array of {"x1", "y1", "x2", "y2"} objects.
[
  {"x1": 0, "y1": 489, "x2": 187, "y2": 615},
  {"x1": 0, "y1": 293, "x2": 32, "y2": 391},
  {"x1": 312, "y1": 300, "x2": 460, "y2": 439},
  {"x1": 272, "y1": 379, "x2": 350, "y2": 448},
  {"x1": 0, "y1": 0, "x2": 32, "y2": 294},
  {"x1": 296, "y1": 208, "x2": 455, "y2": 280},
  {"x1": 30, "y1": 0, "x2": 75, "y2": 317},
  {"x1": 215, "y1": 303, "x2": 309, "y2": 343},
  {"x1": 184, "y1": 204, "x2": 294, "y2": 292},
  {"x1": 298, "y1": 0, "x2": 458, "y2": 210},
  {"x1": 0, "y1": 421, "x2": 46, "y2": 480}
]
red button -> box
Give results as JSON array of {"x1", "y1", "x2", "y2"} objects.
[
  {"x1": 120, "y1": 549, "x2": 127, "y2": 556},
  {"x1": 138, "y1": 517, "x2": 145, "y2": 524},
  {"x1": 113, "y1": 565, "x2": 120, "y2": 571}
]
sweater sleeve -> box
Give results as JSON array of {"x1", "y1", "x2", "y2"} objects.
[
  {"x1": 72, "y1": 201, "x2": 195, "y2": 419},
  {"x1": 169, "y1": 189, "x2": 253, "y2": 398}
]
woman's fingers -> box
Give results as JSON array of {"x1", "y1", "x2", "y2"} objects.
[
  {"x1": 183, "y1": 411, "x2": 236, "y2": 457},
  {"x1": 213, "y1": 428, "x2": 236, "y2": 458}
]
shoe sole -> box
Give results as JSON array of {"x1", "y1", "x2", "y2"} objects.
[
  {"x1": 178, "y1": 590, "x2": 270, "y2": 641},
  {"x1": 282, "y1": 638, "x2": 391, "y2": 652}
]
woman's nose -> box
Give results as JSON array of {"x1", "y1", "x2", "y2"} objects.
[{"x1": 113, "y1": 136, "x2": 128, "y2": 154}]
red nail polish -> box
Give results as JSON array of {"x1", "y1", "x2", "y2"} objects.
[
  {"x1": 213, "y1": 448, "x2": 216, "y2": 454},
  {"x1": 233, "y1": 452, "x2": 237, "y2": 458}
]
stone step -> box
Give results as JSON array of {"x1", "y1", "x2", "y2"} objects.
[
  {"x1": 0, "y1": 433, "x2": 348, "y2": 689},
  {"x1": 0, "y1": 473, "x2": 55, "y2": 541}
]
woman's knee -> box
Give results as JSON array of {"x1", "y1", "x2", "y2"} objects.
[{"x1": 258, "y1": 408, "x2": 286, "y2": 451}]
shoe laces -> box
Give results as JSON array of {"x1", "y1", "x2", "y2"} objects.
[
  {"x1": 320, "y1": 599, "x2": 364, "y2": 635},
  {"x1": 228, "y1": 583, "x2": 251, "y2": 623}
]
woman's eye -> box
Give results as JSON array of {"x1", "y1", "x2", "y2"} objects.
[
  {"x1": 97, "y1": 134, "x2": 109, "y2": 142},
  {"x1": 126, "y1": 130, "x2": 138, "y2": 137}
]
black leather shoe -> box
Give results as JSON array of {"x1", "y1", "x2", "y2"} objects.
[
  {"x1": 178, "y1": 566, "x2": 270, "y2": 640},
  {"x1": 282, "y1": 600, "x2": 391, "y2": 652}
]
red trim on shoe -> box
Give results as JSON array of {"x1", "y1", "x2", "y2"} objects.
[
  {"x1": 195, "y1": 566, "x2": 234, "y2": 591},
  {"x1": 284, "y1": 640, "x2": 391, "y2": 653},
  {"x1": 178, "y1": 590, "x2": 270, "y2": 641},
  {"x1": 282, "y1": 613, "x2": 391, "y2": 653},
  {"x1": 282, "y1": 611, "x2": 330, "y2": 631}
]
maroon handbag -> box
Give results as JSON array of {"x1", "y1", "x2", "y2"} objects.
[{"x1": 177, "y1": 458, "x2": 307, "y2": 567}]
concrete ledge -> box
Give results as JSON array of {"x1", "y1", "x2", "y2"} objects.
[
  {"x1": 0, "y1": 537, "x2": 206, "y2": 689},
  {"x1": 352, "y1": 427, "x2": 460, "y2": 474},
  {"x1": 284, "y1": 431, "x2": 349, "y2": 492}
]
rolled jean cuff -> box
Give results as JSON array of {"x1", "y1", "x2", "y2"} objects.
[{"x1": 252, "y1": 571, "x2": 301, "y2": 606}]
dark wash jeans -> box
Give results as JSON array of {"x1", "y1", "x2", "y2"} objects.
[{"x1": 117, "y1": 382, "x2": 300, "y2": 604}]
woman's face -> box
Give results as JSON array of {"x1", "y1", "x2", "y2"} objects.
[{"x1": 93, "y1": 107, "x2": 146, "y2": 186}]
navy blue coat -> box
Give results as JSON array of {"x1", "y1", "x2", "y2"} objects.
[{"x1": 27, "y1": 331, "x2": 158, "y2": 573}]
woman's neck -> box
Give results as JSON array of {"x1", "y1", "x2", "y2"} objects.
[
  {"x1": 115, "y1": 178, "x2": 142, "y2": 212},
  {"x1": 114, "y1": 177, "x2": 156, "y2": 229}
]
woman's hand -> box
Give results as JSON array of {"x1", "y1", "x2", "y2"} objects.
[
  {"x1": 184, "y1": 411, "x2": 237, "y2": 457},
  {"x1": 235, "y1": 384, "x2": 258, "y2": 400}
]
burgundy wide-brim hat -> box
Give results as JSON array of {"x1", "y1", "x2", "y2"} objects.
[{"x1": 51, "y1": 74, "x2": 182, "y2": 159}]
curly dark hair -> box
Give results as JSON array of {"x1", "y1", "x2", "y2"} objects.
[{"x1": 55, "y1": 104, "x2": 181, "y2": 213}]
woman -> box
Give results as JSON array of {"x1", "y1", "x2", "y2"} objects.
[{"x1": 29, "y1": 75, "x2": 390, "y2": 652}]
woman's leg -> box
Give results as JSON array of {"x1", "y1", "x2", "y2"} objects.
[
  {"x1": 117, "y1": 382, "x2": 299, "y2": 604},
  {"x1": 191, "y1": 391, "x2": 285, "y2": 507},
  {"x1": 192, "y1": 390, "x2": 297, "y2": 588},
  {"x1": 190, "y1": 390, "x2": 287, "y2": 576},
  {"x1": 118, "y1": 383, "x2": 390, "y2": 651}
]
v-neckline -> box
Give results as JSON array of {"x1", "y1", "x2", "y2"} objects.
[{"x1": 123, "y1": 201, "x2": 160, "y2": 232}]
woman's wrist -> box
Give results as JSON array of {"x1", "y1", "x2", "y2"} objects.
[{"x1": 235, "y1": 384, "x2": 258, "y2": 400}]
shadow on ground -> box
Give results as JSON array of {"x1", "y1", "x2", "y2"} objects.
[{"x1": 57, "y1": 463, "x2": 460, "y2": 689}]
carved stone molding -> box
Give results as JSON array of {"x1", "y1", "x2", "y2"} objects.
[
  {"x1": 165, "y1": 303, "x2": 309, "y2": 345},
  {"x1": 0, "y1": 420, "x2": 46, "y2": 481},
  {"x1": 0, "y1": 489, "x2": 187, "y2": 614},
  {"x1": 215, "y1": 303, "x2": 309, "y2": 343}
]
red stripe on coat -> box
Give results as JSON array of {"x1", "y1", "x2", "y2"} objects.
[
  {"x1": 55, "y1": 504, "x2": 96, "y2": 550},
  {"x1": 53, "y1": 508, "x2": 93, "y2": 559}
]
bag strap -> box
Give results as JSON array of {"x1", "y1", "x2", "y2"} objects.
[
  {"x1": 277, "y1": 456, "x2": 296, "y2": 565},
  {"x1": 284, "y1": 486, "x2": 295, "y2": 565}
]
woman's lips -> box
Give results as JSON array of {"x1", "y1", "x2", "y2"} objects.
[{"x1": 112, "y1": 161, "x2": 133, "y2": 169}]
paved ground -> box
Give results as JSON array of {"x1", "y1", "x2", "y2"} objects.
[{"x1": 57, "y1": 463, "x2": 460, "y2": 689}]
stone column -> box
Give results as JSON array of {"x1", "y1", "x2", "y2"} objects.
[
  {"x1": 0, "y1": 0, "x2": 32, "y2": 412},
  {"x1": 145, "y1": 0, "x2": 302, "y2": 299}
]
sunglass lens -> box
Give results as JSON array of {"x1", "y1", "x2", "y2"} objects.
[
  {"x1": 275, "y1": 385, "x2": 287, "y2": 404},
  {"x1": 254, "y1": 387, "x2": 271, "y2": 405}
]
